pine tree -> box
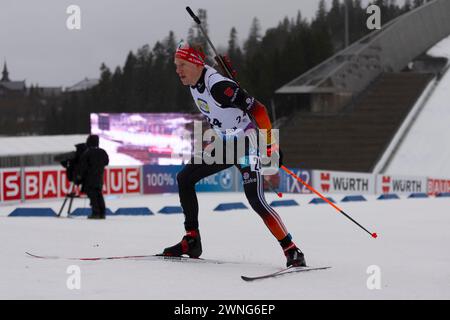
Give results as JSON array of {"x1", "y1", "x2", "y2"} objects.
[
  {"x1": 413, "y1": 0, "x2": 425, "y2": 8},
  {"x1": 187, "y1": 27, "x2": 195, "y2": 43},
  {"x1": 226, "y1": 27, "x2": 244, "y2": 77},
  {"x1": 165, "y1": 31, "x2": 177, "y2": 57},
  {"x1": 193, "y1": 9, "x2": 209, "y2": 56},
  {"x1": 403, "y1": 0, "x2": 412, "y2": 12},
  {"x1": 328, "y1": 0, "x2": 344, "y2": 49},
  {"x1": 315, "y1": 0, "x2": 327, "y2": 24},
  {"x1": 164, "y1": 31, "x2": 181, "y2": 111},
  {"x1": 111, "y1": 66, "x2": 123, "y2": 112},
  {"x1": 135, "y1": 44, "x2": 152, "y2": 112},
  {"x1": 244, "y1": 17, "x2": 262, "y2": 58},
  {"x1": 228, "y1": 27, "x2": 239, "y2": 57},
  {"x1": 98, "y1": 63, "x2": 112, "y2": 111}
]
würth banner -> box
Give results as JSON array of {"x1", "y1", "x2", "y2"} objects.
[
  {"x1": 312, "y1": 170, "x2": 374, "y2": 194},
  {"x1": 376, "y1": 175, "x2": 427, "y2": 194}
]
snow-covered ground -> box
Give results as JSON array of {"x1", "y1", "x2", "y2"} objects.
[
  {"x1": 1, "y1": 192, "x2": 449, "y2": 300},
  {"x1": 385, "y1": 35, "x2": 450, "y2": 177}
]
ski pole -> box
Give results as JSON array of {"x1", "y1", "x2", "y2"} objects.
[
  {"x1": 186, "y1": 7, "x2": 284, "y2": 198},
  {"x1": 281, "y1": 165, "x2": 378, "y2": 239},
  {"x1": 186, "y1": 7, "x2": 234, "y2": 79}
]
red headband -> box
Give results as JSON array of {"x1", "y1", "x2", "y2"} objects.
[{"x1": 175, "y1": 43, "x2": 205, "y2": 66}]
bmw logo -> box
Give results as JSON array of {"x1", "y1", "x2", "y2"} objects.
[{"x1": 219, "y1": 170, "x2": 233, "y2": 189}]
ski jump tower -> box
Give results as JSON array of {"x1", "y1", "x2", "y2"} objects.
[{"x1": 275, "y1": 0, "x2": 450, "y2": 172}]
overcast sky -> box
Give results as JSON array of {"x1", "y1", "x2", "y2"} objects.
[{"x1": 0, "y1": 0, "x2": 391, "y2": 88}]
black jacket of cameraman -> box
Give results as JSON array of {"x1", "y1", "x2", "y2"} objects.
[
  {"x1": 77, "y1": 135, "x2": 109, "y2": 191},
  {"x1": 60, "y1": 143, "x2": 87, "y2": 183}
]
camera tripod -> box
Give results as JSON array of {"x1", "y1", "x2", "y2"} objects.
[{"x1": 57, "y1": 183, "x2": 79, "y2": 217}]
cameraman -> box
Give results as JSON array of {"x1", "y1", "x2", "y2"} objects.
[
  {"x1": 77, "y1": 134, "x2": 109, "y2": 220},
  {"x1": 59, "y1": 143, "x2": 87, "y2": 184}
]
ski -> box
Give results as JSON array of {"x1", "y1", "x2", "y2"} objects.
[
  {"x1": 241, "y1": 266, "x2": 331, "y2": 282},
  {"x1": 25, "y1": 252, "x2": 229, "y2": 264}
]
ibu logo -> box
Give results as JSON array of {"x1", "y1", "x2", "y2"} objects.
[{"x1": 219, "y1": 171, "x2": 233, "y2": 189}]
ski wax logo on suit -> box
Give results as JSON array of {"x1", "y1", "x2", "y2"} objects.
[
  {"x1": 196, "y1": 98, "x2": 210, "y2": 114},
  {"x1": 219, "y1": 171, "x2": 233, "y2": 189}
]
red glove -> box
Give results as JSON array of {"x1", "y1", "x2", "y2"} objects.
[
  {"x1": 266, "y1": 143, "x2": 283, "y2": 168},
  {"x1": 267, "y1": 143, "x2": 278, "y2": 157}
]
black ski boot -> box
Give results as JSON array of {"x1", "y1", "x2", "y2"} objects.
[
  {"x1": 162, "y1": 230, "x2": 202, "y2": 258},
  {"x1": 88, "y1": 213, "x2": 105, "y2": 219},
  {"x1": 284, "y1": 246, "x2": 306, "y2": 267}
]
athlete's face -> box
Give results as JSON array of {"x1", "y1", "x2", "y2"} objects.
[{"x1": 174, "y1": 58, "x2": 203, "y2": 86}]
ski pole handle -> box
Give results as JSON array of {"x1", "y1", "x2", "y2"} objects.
[{"x1": 186, "y1": 7, "x2": 201, "y2": 24}]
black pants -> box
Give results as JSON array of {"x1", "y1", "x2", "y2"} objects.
[
  {"x1": 86, "y1": 187, "x2": 106, "y2": 217},
  {"x1": 177, "y1": 136, "x2": 290, "y2": 241}
]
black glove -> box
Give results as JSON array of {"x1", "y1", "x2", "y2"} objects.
[{"x1": 75, "y1": 175, "x2": 83, "y2": 186}]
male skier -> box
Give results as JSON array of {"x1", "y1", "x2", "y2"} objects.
[{"x1": 162, "y1": 41, "x2": 305, "y2": 267}]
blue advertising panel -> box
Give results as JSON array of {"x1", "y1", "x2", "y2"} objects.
[
  {"x1": 143, "y1": 165, "x2": 238, "y2": 194},
  {"x1": 195, "y1": 167, "x2": 237, "y2": 192},
  {"x1": 143, "y1": 165, "x2": 181, "y2": 194},
  {"x1": 279, "y1": 168, "x2": 313, "y2": 194},
  {"x1": 211, "y1": 167, "x2": 312, "y2": 194}
]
